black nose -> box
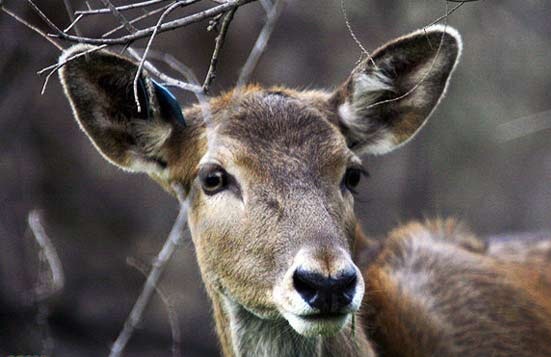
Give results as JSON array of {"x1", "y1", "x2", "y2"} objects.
[{"x1": 293, "y1": 269, "x2": 357, "y2": 314}]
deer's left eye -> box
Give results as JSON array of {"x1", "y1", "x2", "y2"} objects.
[
  {"x1": 342, "y1": 167, "x2": 366, "y2": 193},
  {"x1": 199, "y1": 164, "x2": 228, "y2": 195}
]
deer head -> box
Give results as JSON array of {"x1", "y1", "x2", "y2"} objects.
[{"x1": 59, "y1": 25, "x2": 461, "y2": 346}]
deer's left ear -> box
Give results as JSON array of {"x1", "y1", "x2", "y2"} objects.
[{"x1": 330, "y1": 25, "x2": 462, "y2": 155}]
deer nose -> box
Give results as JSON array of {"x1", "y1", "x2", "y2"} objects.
[{"x1": 293, "y1": 268, "x2": 358, "y2": 314}]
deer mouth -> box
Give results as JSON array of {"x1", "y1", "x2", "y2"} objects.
[{"x1": 282, "y1": 310, "x2": 352, "y2": 337}]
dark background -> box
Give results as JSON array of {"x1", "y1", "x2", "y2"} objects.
[{"x1": 1, "y1": 0, "x2": 551, "y2": 356}]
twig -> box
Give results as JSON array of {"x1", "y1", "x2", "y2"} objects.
[
  {"x1": 495, "y1": 109, "x2": 551, "y2": 143},
  {"x1": 259, "y1": 0, "x2": 272, "y2": 14},
  {"x1": 63, "y1": 14, "x2": 84, "y2": 33},
  {"x1": 132, "y1": 1, "x2": 198, "y2": 112},
  {"x1": 341, "y1": 0, "x2": 377, "y2": 69},
  {"x1": 427, "y1": 1, "x2": 465, "y2": 27},
  {"x1": 62, "y1": 0, "x2": 83, "y2": 36},
  {"x1": 28, "y1": 210, "x2": 64, "y2": 300},
  {"x1": 127, "y1": 47, "x2": 203, "y2": 93},
  {"x1": 202, "y1": 7, "x2": 237, "y2": 93},
  {"x1": 360, "y1": 2, "x2": 456, "y2": 112},
  {"x1": 237, "y1": 0, "x2": 284, "y2": 87},
  {"x1": 1, "y1": 5, "x2": 63, "y2": 50},
  {"x1": 127, "y1": 257, "x2": 182, "y2": 357},
  {"x1": 76, "y1": 0, "x2": 172, "y2": 15},
  {"x1": 26, "y1": 0, "x2": 64, "y2": 35},
  {"x1": 38, "y1": 45, "x2": 109, "y2": 95},
  {"x1": 109, "y1": 184, "x2": 189, "y2": 357},
  {"x1": 48, "y1": 0, "x2": 258, "y2": 45},
  {"x1": 140, "y1": 49, "x2": 202, "y2": 85},
  {"x1": 102, "y1": 2, "x2": 175, "y2": 38},
  {"x1": 99, "y1": 0, "x2": 138, "y2": 34}
]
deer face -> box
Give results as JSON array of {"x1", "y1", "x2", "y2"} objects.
[{"x1": 59, "y1": 25, "x2": 461, "y2": 337}]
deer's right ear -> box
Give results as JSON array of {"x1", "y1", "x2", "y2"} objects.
[
  {"x1": 59, "y1": 45, "x2": 204, "y2": 183},
  {"x1": 330, "y1": 25, "x2": 462, "y2": 156}
]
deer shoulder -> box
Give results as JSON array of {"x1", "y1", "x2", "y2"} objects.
[{"x1": 358, "y1": 219, "x2": 551, "y2": 357}]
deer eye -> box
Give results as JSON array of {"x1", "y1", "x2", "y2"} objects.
[
  {"x1": 199, "y1": 164, "x2": 228, "y2": 195},
  {"x1": 342, "y1": 167, "x2": 366, "y2": 193}
]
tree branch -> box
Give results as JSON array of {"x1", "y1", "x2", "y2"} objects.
[
  {"x1": 203, "y1": 7, "x2": 237, "y2": 93},
  {"x1": 237, "y1": 0, "x2": 284, "y2": 87},
  {"x1": 109, "y1": 185, "x2": 189, "y2": 357},
  {"x1": 46, "y1": 0, "x2": 258, "y2": 45}
]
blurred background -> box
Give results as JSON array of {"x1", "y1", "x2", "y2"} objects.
[{"x1": 1, "y1": 0, "x2": 550, "y2": 356}]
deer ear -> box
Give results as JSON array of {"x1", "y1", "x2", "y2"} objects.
[
  {"x1": 331, "y1": 25, "x2": 462, "y2": 155},
  {"x1": 59, "y1": 45, "x2": 191, "y2": 174}
]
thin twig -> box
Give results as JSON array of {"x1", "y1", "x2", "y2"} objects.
[
  {"x1": 133, "y1": 1, "x2": 197, "y2": 112},
  {"x1": 102, "y1": 2, "x2": 175, "y2": 38},
  {"x1": 63, "y1": 14, "x2": 84, "y2": 33},
  {"x1": 99, "y1": 0, "x2": 138, "y2": 33},
  {"x1": 341, "y1": 0, "x2": 377, "y2": 69},
  {"x1": 127, "y1": 257, "x2": 182, "y2": 357},
  {"x1": 26, "y1": 0, "x2": 64, "y2": 35},
  {"x1": 62, "y1": 0, "x2": 83, "y2": 36},
  {"x1": 360, "y1": 2, "x2": 456, "y2": 112},
  {"x1": 203, "y1": 7, "x2": 237, "y2": 93},
  {"x1": 140, "y1": 49, "x2": 202, "y2": 85},
  {"x1": 237, "y1": 0, "x2": 284, "y2": 87},
  {"x1": 38, "y1": 45, "x2": 109, "y2": 95},
  {"x1": 76, "y1": 0, "x2": 172, "y2": 15},
  {"x1": 109, "y1": 185, "x2": 189, "y2": 357},
  {"x1": 127, "y1": 47, "x2": 203, "y2": 93},
  {"x1": 1, "y1": 6, "x2": 63, "y2": 50},
  {"x1": 427, "y1": 1, "x2": 465, "y2": 27},
  {"x1": 48, "y1": 0, "x2": 258, "y2": 45}
]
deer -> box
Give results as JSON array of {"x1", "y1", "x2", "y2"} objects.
[{"x1": 58, "y1": 25, "x2": 551, "y2": 356}]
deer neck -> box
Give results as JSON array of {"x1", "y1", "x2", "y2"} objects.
[{"x1": 208, "y1": 290, "x2": 375, "y2": 357}]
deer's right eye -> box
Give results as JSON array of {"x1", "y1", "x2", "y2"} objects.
[{"x1": 199, "y1": 164, "x2": 228, "y2": 195}]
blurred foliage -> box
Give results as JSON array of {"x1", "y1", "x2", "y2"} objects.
[{"x1": 1, "y1": 0, "x2": 551, "y2": 355}]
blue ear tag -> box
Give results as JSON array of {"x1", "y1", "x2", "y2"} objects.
[{"x1": 151, "y1": 79, "x2": 186, "y2": 127}]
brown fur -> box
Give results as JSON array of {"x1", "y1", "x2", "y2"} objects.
[
  {"x1": 58, "y1": 26, "x2": 551, "y2": 357},
  {"x1": 361, "y1": 220, "x2": 551, "y2": 357}
]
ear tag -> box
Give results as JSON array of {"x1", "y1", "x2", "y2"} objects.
[{"x1": 151, "y1": 79, "x2": 186, "y2": 127}]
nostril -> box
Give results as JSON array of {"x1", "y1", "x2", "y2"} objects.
[
  {"x1": 293, "y1": 269, "x2": 319, "y2": 304},
  {"x1": 336, "y1": 271, "x2": 357, "y2": 306}
]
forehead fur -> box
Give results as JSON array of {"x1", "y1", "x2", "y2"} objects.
[{"x1": 208, "y1": 87, "x2": 351, "y2": 178}]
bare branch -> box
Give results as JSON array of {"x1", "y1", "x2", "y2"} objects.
[
  {"x1": 341, "y1": 0, "x2": 377, "y2": 69},
  {"x1": 63, "y1": 14, "x2": 84, "y2": 33},
  {"x1": 28, "y1": 210, "x2": 64, "y2": 300},
  {"x1": 427, "y1": 1, "x2": 465, "y2": 27},
  {"x1": 109, "y1": 184, "x2": 189, "y2": 357},
  {"x1": 101, "y1": 2, "x2": 175, "y2": 38},
  {"x1": 1, "y1": 5, "x2": 63, "y2": 50},
  {"x1": 76, "y1": 0, "x2": 172, "y2": 15},
  {"x1": 203, "y1": 7, "x2": 237, "y2": 93},
  {"x1": 237, "y1": 0, "x2": 284, "y2": 87},
  {"x1": 26, "y1": 0, "x2": 64, "y2": 35},
  {"x1": 62, "y1": 0, "x2": 83, "y2": 36},
  {"x1": 48, "y1": 0, "x2": 258, "y2": 45},
  {"x1": 127, "y1": 47, "x2": 203, "y2": 93},
  {"x1": 495, "y1": 109, "x2": 551, "y2": 143},
  {"x1": 38, "y1": 45, "x2": 109, "y2": 95},
  {"x1": 127, "y1": 257, "x2": 182, "y2": 357},
  {"x1": 99, "y1": 0, "x2": 138, "y2": 34},
  {"x1": 132, "y1": 1, "x2": 197, "y2": 112}
]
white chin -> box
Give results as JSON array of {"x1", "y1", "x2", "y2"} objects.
[{"x1": 283, "y1": 312, "x2": 351, "y2": 337}]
